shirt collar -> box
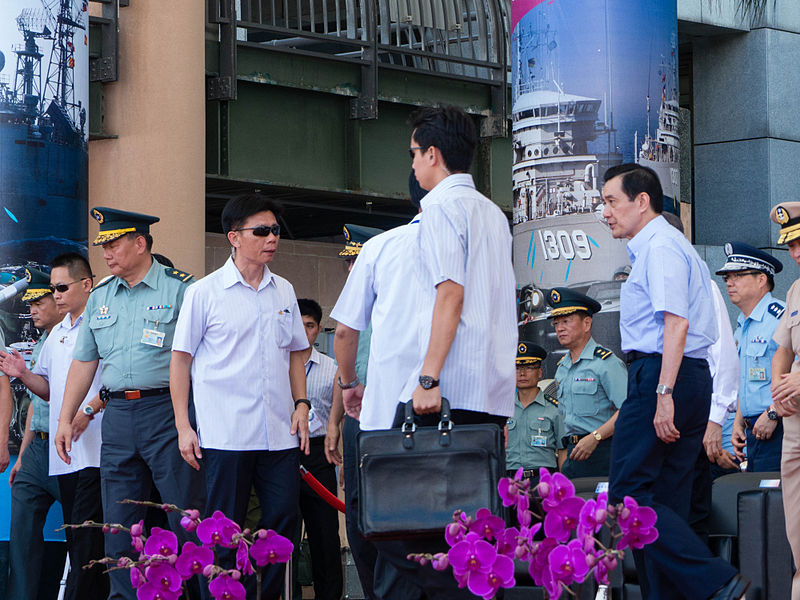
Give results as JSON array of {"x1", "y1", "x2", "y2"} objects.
[
  {"x1": 305, "y1": 347, "x2": 321, "y2": 366},
  {"x1": 627, "y1": 215, "x2": 668, "y2": 262},
  {"x1": 561, "y1": 337, "x2": 598, "y2": 367},
  {"x1": 515, "y1": 388, "x2": 545, "y2": 408},
  {"x1": 57, "y1": 311, "x2": 84, "y2": 331},
  {"x1": 738, "y1": 292, "x2": 773, "y2": 326},
  {"x1": 222, "y1": 256, "x2": 274, "y2": 291},
  {"x1": 113, "y1": 259, "x2": 162, "y2": 292},
  {"x1": 419, "y1": 173, "x2": 475, "y2": 209}
]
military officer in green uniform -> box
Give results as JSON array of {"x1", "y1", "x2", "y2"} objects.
[
  {"x1": 54, "y1": 208, "x2": 205, "y2": 600},
  {"x1": 548, "y1": 287, "x2": 628, "y2": 479},
  {"x1": 505, "y1": 341, "x2": 565, "y2": 481}
]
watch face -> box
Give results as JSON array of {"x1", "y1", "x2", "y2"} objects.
[{"x1": 419, "y1": 376, "x2": 435, "y2": 390}]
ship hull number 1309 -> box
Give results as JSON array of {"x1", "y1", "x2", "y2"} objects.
[{"x1": 538, "y1": 229, "x2": 592, "y2": 261}]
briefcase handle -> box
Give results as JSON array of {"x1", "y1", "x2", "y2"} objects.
[{"x1": 401, "y1": 397, "x2": 453, "y2": 450}]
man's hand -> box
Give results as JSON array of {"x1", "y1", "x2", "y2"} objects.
[
  {"x1": 570, "y1": 435, "x2": 599, "y2": 461},
  {"x1": 177, "y1": 426, "x2": 203, "y2": 471},
  {"x1": 703, "y1": 421, "x2": 723, "y2": 462},
  {"x1": 342, "y1": 384, "x2": 364, "y2": 420},
  {"x1": 325, "y1": 423, "x2": 342, "y2": 465},
  {"x1": 0, "y1": 349, "x2": 28, "y2": 380},
  {"x1": 71, "y1": 411, "x2": 92, "y2": 442},
  {"x1": 8, "y1": 455, "x2": 22, "y2": 486},
  {"x1": 752, "y1": 411, "x2": 779, "y2": 441},
  {"x1": 716, "y1": 450, "x2": 739, "y2": 471},
  {"x1": 654, "y1": 394, "x2": 680, "y2": 443},
  {"x1": 772, "y1": 372, "x2": 800, "y2": 415},
  {"x1": 55, "y1": 422, "x2": 73, "y2": 464},
  {"x1": 732, "y1": 417, "x2": 747, "y2": 461},
  {"x1": 412, "y1": 385, "x2": 442, "y2": 415},
  {"x1": 0, "y1": 445, "x2": 9, "y2": 473},
  {"x1": 291, "y1": 405, "x2": 310, "y2": 455}
]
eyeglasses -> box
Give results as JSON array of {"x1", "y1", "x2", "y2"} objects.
[
  {"x1": 516, "y1": 364, "x2": 542, "y2": 371},
  {"x1": 409, "y1": 146, "x2": 424, "y2": 159},
  {"x1": 234, "y1": 224, "x2": 281, "y2": 237},
  {"x1": 721, "y1": 270, "x2": 762, "y2": 282},
  {"x1": 49, "y1": 277, "x2": 92, "y2": 293}
]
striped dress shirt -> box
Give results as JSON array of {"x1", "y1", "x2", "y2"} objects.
[{"x1": 305, "y1": 348, "x2": 337, "y2": 437}]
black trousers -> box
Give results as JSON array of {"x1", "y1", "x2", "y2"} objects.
[
  {"x1": 57, "y1": 467, "x2": 109, "y2": 600},
  {"x1": 373, "y1": 406, "x2": 506, "y2": 600},
  {"x1": 298, "y1": 438, "x2": 343, "y2": 600}
]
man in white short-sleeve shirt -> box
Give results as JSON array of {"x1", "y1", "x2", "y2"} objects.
[{"x1": 171, "y1": 194, "x2": 309, "y2": 599}]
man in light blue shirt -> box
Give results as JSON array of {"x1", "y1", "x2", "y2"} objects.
[{"x1": 603, "y1": 163, "x2": 746, "y2": 600}]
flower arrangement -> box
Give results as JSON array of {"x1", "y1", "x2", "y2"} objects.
[
  {"x1": 409, "y1": 468, "x2": 659, "y2": 599},
  {"x1": 66, "y1": 500, "x2": 293, "y2": 600}
]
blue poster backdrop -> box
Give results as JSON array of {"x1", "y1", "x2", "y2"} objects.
[
  {"x1": 0, "y1": 0, "x2": 88, "y2": 451},
  {"x1": 511, "y1": 0, "x2": 679, "y2": 372}
]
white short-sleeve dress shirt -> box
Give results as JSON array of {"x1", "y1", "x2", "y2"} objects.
[
  {"x1": 305, "y1": 348, "x2": 337, "y2": 437},
  {"x1": 707, "y1": 281, "x2": 739, "y2": 425},
  {"x1": 33, "y1": 312, "x2": 103, "y2": 476},
  {"x1": 172, "y1": 256, "x2": 309, "y2": 451}
]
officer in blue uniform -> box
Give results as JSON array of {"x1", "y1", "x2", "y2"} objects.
[
  {"x1": 548, "y1": 287, "x2": 627, "y2": 479},
  {"x1": 715, "y1": 242, "x2": 785, "y2": 472},
  {"x1": 505, "y1": 341, "x2": 565, "y2": 480},
  {"x1": 54, "y1": 208, "x2": 205, "y2": 600}
]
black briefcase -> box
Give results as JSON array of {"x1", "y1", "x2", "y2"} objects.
[{"x1": 356, "y1": 398, "x2": 504, "y2": 541}]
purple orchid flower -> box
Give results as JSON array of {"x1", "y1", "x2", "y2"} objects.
[
  {"x1": 431, "y1": 552, "x2": 450, "y2": 571},
  {"x1": 175, "y1": 541, "x2": 214, "y2": 580},
  {"x1": 494, "y1": 526, "x2": 519, "y2": 558},
  {"x1": 548, "y1": 539, "x2": 590, "y2": 586},
  {"x1": 448, "y1": 532, "x2": 496, "y2": 578},
  {"x1": 445, "y1": 512, "x2": 470, "y2": 546},
  {"x1": 235, "y1": 540, "x2": 255, "y2": 576},
  {"x1": 144, "y1": 563, "x2": 182, "y2": 593},
  {"x1": 468, "y1": 508, "x2": 505, "y2": 542},
  {"x1": 143, "y1": 528, "x2": 178, "y2": 558},
  {"x1": 467, "y1": 553, "x2": 515, "y2": 599},
  {"x1": 249, "y1": 530, "x2": 293, "y2": 566},
  {"x1": 130, "y1": 567, "x2": 146, "y2": 589},
  {"x1": 617, "y1": 496, "x2": 659, "y2": 550},
  {"x1": 526, "y1": 537, "x2": 557, "y2": 586},
  {"x1": 196, "y1": 511, "x2": 241, "y2": 549},
  {"x1": 208, "y1": 573, "x2": 246, "y2": 600},
  {"x1": 540, "y1": 471, "x2": 577, "y2": 511},
  {"x1": 543, "y1": 496, "x2": 584, "y2": 542},
  {"x1": 135, "y1": 583, "x2": 181, "y2": 600}
]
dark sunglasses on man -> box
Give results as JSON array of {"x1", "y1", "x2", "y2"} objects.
[
  {"x1": 49, "y1": 277, "x2": 93, "y2": 293},
  {"x1": 233, "y1": 224, "x2": 281, "y2": 237}
]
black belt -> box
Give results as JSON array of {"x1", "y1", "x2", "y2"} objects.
[
  {"x1": 625, "y1": 351, "x2": 660, "y2": 366},
  {"x1": 309, "y1": 436, "x2": 326, "y2": 447},
  {"x1": 35, "y1": 431, "x2": 48, "y2": 440},
  {"x1": 103, "y1": 387, "x2": 170, "y2": 401},
  {"x1": 507, "y1": 469, "x2": 538, "y2": 479},
  {"x1": 563, "y1": 434, "x2": 586, "y2": 445}
]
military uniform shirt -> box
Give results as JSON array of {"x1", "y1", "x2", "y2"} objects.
[
  {"x1": 554, "y1": 337, "x2": 627, "y2": 436},
  {"x1": 28, "y1": 332, "x2": 49, "y2": 433},
  {"x1": 505, "y1": 390, "x2": 565, "y2": 471},
  {"x1": 73, "y1": 260, "x2": 193, "y2": 390},
  {"x1": 735, "y1": 292, "x2": 784, "y2": 417},
  {"x1": 774, "y1": 279, "x2": 800, "y2": 373}
]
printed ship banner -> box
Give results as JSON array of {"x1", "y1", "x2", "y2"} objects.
[
  {"x1": 0, "y1": 0, "x2": 89, "y2": 452},
  {"x1": 511, "y1": 0, "x2": 679, "y2": 372}
]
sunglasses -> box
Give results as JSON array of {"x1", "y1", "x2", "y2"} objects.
[
  {"x1": 49, "y1": 277, "x2": 92, "y2": 293},
  {"x1": 234, "y1": 224, "x2": 281, "y2": 237},
  {"x1": 409, "y1": 146, "x2": 425, "y2": 159}
]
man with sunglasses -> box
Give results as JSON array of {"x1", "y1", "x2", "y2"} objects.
[
  {"x1": 715, "y1": 242, "x2": 785, "y2": 472},
  {"x1": 54, "y1": 207, "x2": 206, "y2": 600},
  {"x1": 171, "y1": 194, "x2": 310, "y2": 599}
]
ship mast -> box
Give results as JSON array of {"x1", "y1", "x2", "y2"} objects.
[
  {"x1": 13, "y1": 10, "x2": 49, "y2": 120},
  {"x1": 42, "y1": 0, "x2": 85, "y2": 126}
]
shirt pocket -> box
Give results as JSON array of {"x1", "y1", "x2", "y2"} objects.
[
  {"x1": 142, "y1": 306, "x2": 177, "y2": 349},
  {"x1": 506, "y1": 418, "x2": 517, "y2": 431},
  {"x1": 275, "y1": 307, "x2": 295, "y2": 348},
  {"x1": 744, "y1": 340, "x2": 768, "y2": 360},
  {"x1": 572, "y1": 378, "x2": 600, "y2": 416},
  {"x1": 88, "y1": 313, "x2": 118, "y2": 356}
]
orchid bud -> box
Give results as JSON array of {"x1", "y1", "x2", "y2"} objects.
[
  {"x1": 606, "y1": 504, "x2": 617, "y2": 517},
  {"x1": 130, "y1": 522, "x2": 143, "y2": 537},
  {"x1": 257, "y1": 529, "x2": 268, "y2": 539},
  {"x1": 231, "y1": 570, "x2": 241, "y2": 580},
  {"x1": 619, "y1": 507, "x2": 631, "y2": 520},
  {"x1": 167, "y1": 554, "x2": 178, "y2": 564},
  {"x1": 109, "y1": 527, "x2": 119, "y2": 535},
  {"x1": 202, "y1": 564, "x2": 215, "y2": 578},
  {"x1": 585, "y1": 553, "x2": 598, "y2": 568},
  {"x1": 419, "y1": 557, "x2": 429, "y2": 566},
  {"x1": 102, "y1": 525, "x2": 110, "y2": 533},
  {"x1": 537, "y1": 482, "x2": 550, "y2": 498}
]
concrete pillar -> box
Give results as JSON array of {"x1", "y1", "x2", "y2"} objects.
[{"x1": 88, "y1": 0, "x2": 206, "y2": 277}]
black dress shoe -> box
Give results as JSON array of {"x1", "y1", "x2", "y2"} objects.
[{"x1": 709, "y1": 574, "x2": 750, "y2": 600}]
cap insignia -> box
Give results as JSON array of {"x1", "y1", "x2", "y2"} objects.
[
  {"x1": 343, "y1": 227, "x2": 351, "y2": 241},
  {"x1": 518, "y1": 343, "x2": 527, "y2": 354},
  {"x1": 92, "y1": 209, "x2": 104, "y2": 224},
  {"x1": 550, "y1": 289, "x2": 561, "y2": 304},
  {"x1": 724, "y1": 242, "x2": 732, "y2": 256},
  {"x1": 25, "y1": 268, "x2": 31, "y2": 283},
  {"x1": 776, "y1": 206, "x2": 790, "y2": 225}
]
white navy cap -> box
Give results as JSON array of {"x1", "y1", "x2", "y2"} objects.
[{"x1": 715, "y1": 242, "x2": 783, "y2": 277}]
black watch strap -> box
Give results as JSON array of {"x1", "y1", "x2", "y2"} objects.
[
  {"x1": 418, "y1": 375, "x2": 440, "y2": 390},
  {"x1": 294, "y1": 398, "x2": 311, "y2": 410}
]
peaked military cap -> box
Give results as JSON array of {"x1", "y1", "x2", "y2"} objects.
[
  {"x1": 771, "y1": 203, "x2": 800, "y2": 245},
  {"x1": 517, "y1": 341, "x2": 546, "y2": 366},
  {"x1": 90, "y1": 207, "x2": 160, "y2": 246},
  {"x1": 339, "y1": 224, "x2": 384, "y2": 258},
  {"x1": 547, "y1": 287, "x2": 601, "y2": 318},
  {"x1": 21, "y1": 267, "x2": 52, "y2": 302},
  {"x1": 715, "y1": 241, "x2": 782, "y2": 277}
]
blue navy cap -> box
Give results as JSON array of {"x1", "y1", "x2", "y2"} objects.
[
  {"x1": 546, "y1": 287, "x2": 602, "y2": 317},
  {"x1": 517, "y1": 341, "x2": 546, "y2": 365},
  {"x1": 715, "y1": 242, "x2": 783, "y2": 277}
]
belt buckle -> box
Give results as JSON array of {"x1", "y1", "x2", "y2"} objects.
[{"x1": 124, "y1": 390, "x2": 141, "y2": 400}]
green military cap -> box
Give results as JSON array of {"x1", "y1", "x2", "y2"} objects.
[
  {"x1": 547, "y1": 287, "x2": 602, "y2": 318},
  {"x1": 516, "y1": 341, "x2": 546, "y2": 366},
  {"x1": 339, "y1": 224, "x2": 384, "y2": 258},
  {"x1": 770, "y1": 202, "x2": 800, "y2": 245},
  {"x1": 22, "y1": 267, "x2": 52, "y2": 302},
  {"x1": 90, "y1": 206, "x2": 160, "y2": 246}
]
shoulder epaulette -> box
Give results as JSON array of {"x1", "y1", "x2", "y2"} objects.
[
  {"x1": 91, "y1": 275, "x2": 114, "y2": 292},
  {"x1": 542, "y1": 380, "x2": 559, "y2": 404},
  {"x1": 165, "y1": 268, "x2": 194, "y2": 283},
  {"x1": 594, "y1": 346, "x2": 613, "y2": 360},
  {"x1": 544, "y1": 393, "x2": 558, "y2": 407},
  {"x1": 768, "y1": 302, "x2": 785, "y2": 319},
  {"x1": 557, "y1": 355, "x2": 567, "y2": 366}
]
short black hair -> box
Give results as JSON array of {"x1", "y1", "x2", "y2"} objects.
[
  {"x1": 603, "y1": 163, "x2": 664, "y2": 214},
  {"x1": 221, "y1": 194, "x2": 283, "y2": 235},
  {"x1": 50, "y1": 252, "x2": 92, "y2": 280},
  {"x1": 297, "y1": 298, "x2": 322, "y2": 325},
  {"x1": 408, "y1": 105, "x2": 477, "y2": 173},
  {"x1": 766, "y1": 273, "x2": 775, "y2": 292},
  {"x1": 124, "y1": 231, "x2": 154, "y2": 251}
]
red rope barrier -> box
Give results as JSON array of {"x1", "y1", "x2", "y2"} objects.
[{"x1": 300, "y1": 466, "x2": 345, "y2": 513}]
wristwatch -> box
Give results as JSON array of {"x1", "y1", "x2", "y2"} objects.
[
  {"x1": 82, "y1": 404, "x2": 95, "y2": 419},
  {"x1": 768, "y1": 407, "x2": 780, "y2": 421},
  {"x1": 655, "y1": 384, "x2": 673, "y2": 395},
  {"x1": 592, "y1": 430, "x2": 602, "y2": 442},
  {"x1": 418, "y1": 375, "x2": 440, "y2": 390},
  {"x1": 337, "y1": 375, "x2": 360, "y2": 389}
]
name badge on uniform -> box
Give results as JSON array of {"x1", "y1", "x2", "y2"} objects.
[
  {"x1": 531, "y1": 435, "x2": 548, "y2": 448},
  {"x1": 141, "y1": 328, "x2": 165, "y2": 348},
  {"x1": 749, "y1": 367, "x2": 766, "y2": 381}
]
